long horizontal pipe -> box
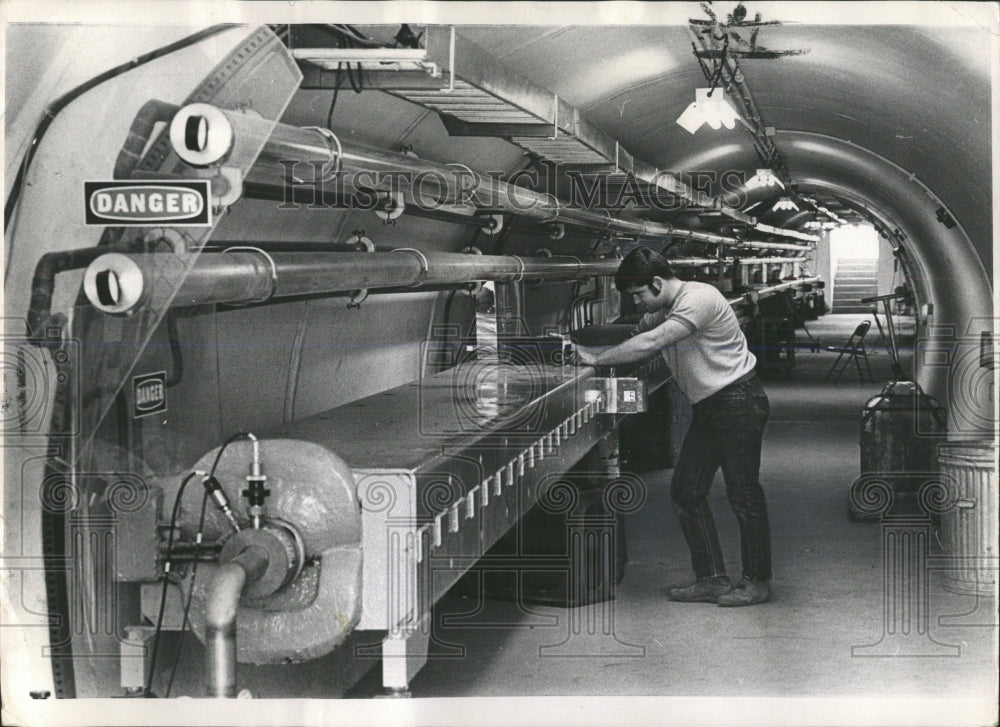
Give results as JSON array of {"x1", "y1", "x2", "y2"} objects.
[
  {"x1": 726, "y1": 276, "x2": 822, "y2": 305},
  {"x1": 737, "y1": 257, "x2": 809, "y2": 265},
  {"x1": 242, "y1": 180, "x2": 498, "y2": 231},
  {"x1": 82, "y1": 249, "x2": 622, "y2": 314},
  {"x1": 170, "y1": 104, "x2": 813, "y2": 247},
  {"x1": 668, "y1": 256, "x2": 808, "y2": 267},
  {"x1": 753, "y1": 223, "x2": 817, "y2": 243},
  {"x1": 730, "y1": 240, "x2": 813, "y2": 253}
]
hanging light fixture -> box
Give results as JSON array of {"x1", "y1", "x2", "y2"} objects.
[
  {"x1": 676, "y1": 87, "x2": 743, "y2": 133},
  {"x1": 745, "y1": 168, "x2": 785, "y2": 191},
  {"x1": 771, "y1": 196, "x2": 799, "y2": 212}
]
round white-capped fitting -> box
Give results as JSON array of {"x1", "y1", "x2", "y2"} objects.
[
  {"x1": 169, "y1": 103, "x2": 234, "y2": 167},
  {"x1": 83, "y1": 253, "x2": 145, "y2": 314}
]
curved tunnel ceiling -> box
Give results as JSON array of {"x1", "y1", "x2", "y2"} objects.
[
  {"x1": 454, "y1": 14, "x2": 995, "y2": 435},
  {"x1": 457, "y1": 21, "x2": 994, "y2": 267}
]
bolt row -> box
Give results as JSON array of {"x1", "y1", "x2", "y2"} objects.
[{"x1": 415, "y1": 396, "x2": 603, "y2": 561}]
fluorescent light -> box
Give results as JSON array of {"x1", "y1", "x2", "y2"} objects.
[{"x1": 676, "y1": 88, "x2": 743, "y2": 134}]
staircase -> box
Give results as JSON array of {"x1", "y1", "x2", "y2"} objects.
[{"x1": 832, "y1": 258, "x2": 878, "y2": 313}]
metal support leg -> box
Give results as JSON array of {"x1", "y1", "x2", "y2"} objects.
[
  {"x1": 121, "y1": 626, "x2": 156, "y2": 696},
  {"x1": 380, "y1": 612, "x2": 431, "y2": 695}
]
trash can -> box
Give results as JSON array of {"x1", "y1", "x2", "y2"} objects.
[
  {"x1": 852, "y1": 381, "x2": 947, "y2": 520},
  {"x1": 938, "y1": 441, "x2": 998, "y2": 596}
]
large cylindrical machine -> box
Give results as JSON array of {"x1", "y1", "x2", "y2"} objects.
[{"x1": 179, "y1": 438, "x2": 363, "y2": 665}]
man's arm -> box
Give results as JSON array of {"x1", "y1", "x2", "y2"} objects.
[{"x1": 575, "y1": 318, "x2": 693, "y2": 367}]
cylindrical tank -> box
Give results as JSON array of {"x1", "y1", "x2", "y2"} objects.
[
  {"x1": 852, "y1": 381, "x2": 947, "y2": 520},
  {"x1": 938, "y1": 441, "x2": 998, "y2": 596}
]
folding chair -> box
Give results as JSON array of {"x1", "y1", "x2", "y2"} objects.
[{"x1": 824, "y1": 320, "x2": 874, "y2": 383}]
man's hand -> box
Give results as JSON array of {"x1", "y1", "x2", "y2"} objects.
[{"x1": 573, "y1": 344, "x2": 600, "y2": 367}]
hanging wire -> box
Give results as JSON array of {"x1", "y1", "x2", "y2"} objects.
[
  {"x1": 164, "y1": 488, "x2": 211, "y2": 697},
  {"x1": 145, "y1": 470, "x2": 199, "y2": 696},
  {"x1": 4, "y1": 24, "x2": 236, "y2": 231}
]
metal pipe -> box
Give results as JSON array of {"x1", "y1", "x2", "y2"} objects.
[
  {"x1": 241, "y1": 180, "x2": 499, "y2": 231},
  {"x1": 731, "y1": 240, "x2": 813, "y2": 253},
  {"x1": 736, "y1": 256, "x2": 808, "y2": 266},
  {"x1": 203, "y1": 241, "x2": 393, "y2": 253},
  {"x1": 82, "y1": 250, "x2": 621, "y2": 314},
  {"x1": 752, "y1": 222, "x2": 817, "y2": 243},
  {"x1": 169, "y1": 103, "x2": 798, "y2": 247},
  {"x1": 667, "y1": 256, "x2": 806, "y2": 267},
  {"x1": 205, "y1": 546, "x2": 269, "y2": 698},
  {"x1": 727, "y1": 276, "x2": 821, "y2": 304},
  {"x1": 27, "y1": 245, "x2": 142, "y2": 337}
]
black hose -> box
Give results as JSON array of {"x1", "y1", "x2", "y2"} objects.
[
  {"x1": 210, "y1": 432, "x2": 253, "y2": 481},
  {"x1": 26, "y1": 248, "x2": 110, "y2": 338}
]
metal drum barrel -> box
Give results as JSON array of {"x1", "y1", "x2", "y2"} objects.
[{"x1": 939, "y1": 441, "x2": 998, "y2": 596}]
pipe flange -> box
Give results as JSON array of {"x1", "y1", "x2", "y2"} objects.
[
  {"x1": 218, "y1": 520, "x2": 302, "y2": 601},
  {"x1": 347, "y1": 289, "x2": 369, "y2": 308},
  {"x1": 375, "y1": 191, "x2": 405, "y2": 223},
  {"x1": 169, "y1": 103, "x2": 234, "y2": 167},
  {"x1": 302, "y1": 126, "x2": 343, "y2": 180},
  {"x1": 394, "y1": 247, "x2": 430, "y2": 287},
  {"x1": 141, "y1": 227, "x2": 190, "y2": 255},
  {"x1": 510, "y1": 255, "x2": 526, "y2": 282},
  {"x1": 83, "y1": 253, "x2": 145, "y2": 315},
  {"x1": 460, "y1": 246, "x2": 484, "y2": 294},
  {"x1": 221, "y1": 247, "x2": 278, "y2": 305},
  {"x1": 537, "y1": 192, "x2": 561, "y2": 224}
]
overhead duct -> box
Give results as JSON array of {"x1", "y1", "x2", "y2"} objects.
[{"x1": 293, "y1": 28, "x2": 814, "y2": 244}]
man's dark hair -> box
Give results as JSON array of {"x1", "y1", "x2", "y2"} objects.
[{"x1": 614, "y1": 247, "x2": 676, "y2": 292}]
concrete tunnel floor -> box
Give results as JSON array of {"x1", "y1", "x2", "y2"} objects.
[{"x1": 346, "y1": 314, "x2": 998, "y2": 704}]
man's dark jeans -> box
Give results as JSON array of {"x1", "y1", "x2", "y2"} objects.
[{"x1": 670, "y1": 374, "x2": 772, "y2": 581}]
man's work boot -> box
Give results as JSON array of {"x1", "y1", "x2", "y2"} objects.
[
  {"x1": 717, "y1": 579, "x2": 770, "y2": 607},
  {"x1": 666, "y1": 576, "x2": 731, "y2": 603}
]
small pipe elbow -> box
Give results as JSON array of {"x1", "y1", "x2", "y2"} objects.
[{"x1": 205, "y1": 546, "x2": 268, "y2": 698}]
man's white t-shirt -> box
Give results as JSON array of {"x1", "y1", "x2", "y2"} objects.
[{"x1": 637, "y1": 281, "x2": 756, "y2": 404}]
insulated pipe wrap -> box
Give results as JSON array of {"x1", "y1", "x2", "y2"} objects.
[{"x1": 185, "y1": 439, "x2": 363, "y2": 664}]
